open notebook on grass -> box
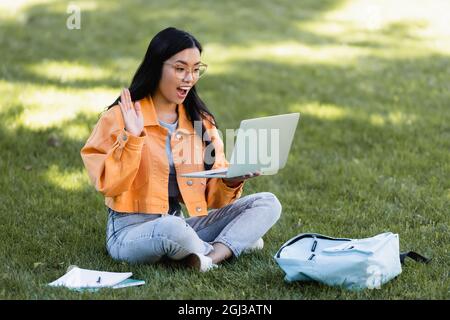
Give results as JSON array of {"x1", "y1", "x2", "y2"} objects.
[{"x1": 48, "y1": 266, "x2": 145, "y2": 291}]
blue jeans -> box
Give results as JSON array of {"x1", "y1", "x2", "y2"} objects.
[{"x1": 106, "y1": 192, "x2": 282, "y2": 264}]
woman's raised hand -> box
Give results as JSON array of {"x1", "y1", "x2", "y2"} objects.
[{"x1": 118, "y1": 88, "x2": 144, "y2": 137}]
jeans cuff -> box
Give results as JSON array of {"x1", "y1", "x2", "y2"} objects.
[{"x1": 214, "y1": 237, "x2": 241, "y2": 258}]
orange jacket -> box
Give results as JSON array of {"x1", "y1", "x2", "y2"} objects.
[{"x1": 80, "y1": 96, "x2": 244, "y2": 216}]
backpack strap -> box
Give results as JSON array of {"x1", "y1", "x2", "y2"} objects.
[{"x1": 400, "y1": 251, "x2": 431, "y2": 264}]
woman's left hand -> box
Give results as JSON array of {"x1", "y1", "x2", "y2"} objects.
[{"x1": 223, "y1": 171, "x2": 261, "y2": 188}]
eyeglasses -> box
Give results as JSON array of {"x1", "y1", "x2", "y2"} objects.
[{"x1": 164, "y1": 62, "x2": 208, "y2": 80}]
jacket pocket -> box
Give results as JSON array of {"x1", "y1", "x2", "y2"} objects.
[{"x1": 130, "y1": 141, "x2": 150, "y2": 190}]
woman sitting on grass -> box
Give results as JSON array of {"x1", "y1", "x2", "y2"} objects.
[{"x1": 80, "y1": 27, "x2": 282, "y2": 271}]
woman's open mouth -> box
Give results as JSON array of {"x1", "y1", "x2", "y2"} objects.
[{"x1": 176, "y1": 86, "x2": 190, "y2": 99}]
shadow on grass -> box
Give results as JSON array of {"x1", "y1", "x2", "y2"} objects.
[
  {"x1": 0, "y1": 108, "x2": 111, "y2": 281},
  {"x1": 1, "y1": 0, "x2": 346, "y2": 89}
]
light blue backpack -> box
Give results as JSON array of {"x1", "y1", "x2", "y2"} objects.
[{"x1": 274, "y1": 232, "x2": 430, "y2": 290}]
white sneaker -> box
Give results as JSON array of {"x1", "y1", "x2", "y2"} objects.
[
  {"x1": 243, "y1": 238, "x2": 264, "y2": 253},
  {"x1": 185, "y1": 253, "x2": 218, "y2": 272}
]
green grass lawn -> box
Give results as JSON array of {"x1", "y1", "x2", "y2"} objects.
[{"x1": 0, "y1": 0, "x2": 449, "y2": 299}]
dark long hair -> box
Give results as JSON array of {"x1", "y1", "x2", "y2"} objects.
[{"x1": 107, "y1": 27, "x2": 216, "y2": 170}]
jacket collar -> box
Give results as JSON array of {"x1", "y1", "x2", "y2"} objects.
[{"x1": 140, "y1": 95, "x2": 195, "y2": 134}]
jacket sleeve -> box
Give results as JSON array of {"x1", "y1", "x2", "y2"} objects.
[
  {"x1": 80, "y1": 107, "x2": 146, "y2": 197},
  {"x1": 204, "y1": 121, "x2": 245, "y2": 208}
]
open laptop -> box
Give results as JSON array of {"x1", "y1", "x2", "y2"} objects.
[{"x1": 181, "y1": 113, "x2": 300, "y2": 178}]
